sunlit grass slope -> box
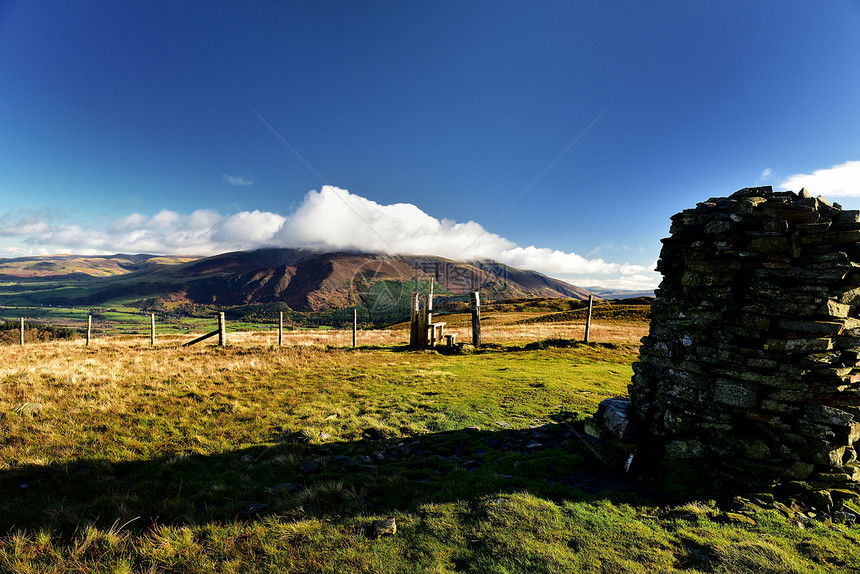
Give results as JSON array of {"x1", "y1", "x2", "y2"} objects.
[{"x1": 0, "y1": 334, "x2": 857, "y2": 572}]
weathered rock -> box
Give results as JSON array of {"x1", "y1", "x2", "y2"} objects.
[
  {"x1": 627, "y1": 185, "x2": 860, "y2": 505},
  {"x1": 372, "y1": 518, "x2": 397, "y2": 538},
  {"x1": 300, "y1": 459, "x2": 320, "y2": 473},
  {"x1": 599, "y1": 397, "x2": 638, "y2": 441}
]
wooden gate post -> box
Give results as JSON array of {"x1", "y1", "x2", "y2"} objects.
[
  {"x1": 470, "y1": 292, "x2": 481, "y2": 348},
  {"x1": 352, "y1": 308, "x2": 357, "y2": 348},
  {"x1": 278, "y1": 311, "x2": 284, "y2": 347},
  {"x1": 87, "y1": 315, "x2": 92, "y2": 346},
  {"x1": 218, "y1": 312, "x2": 226, "y2": 346},
  {"x1": 410, "y1": 293, "x2": 420, "y2": 348},
  {"x1": 584, "y1": 294, "x2": 594, "y2": 343},
  {"x1": 19, "y1": 317, "x2": 24, "y2": 346},
  {"x1": 150, "y1": 314, "x2": 156, "y2": 347}
]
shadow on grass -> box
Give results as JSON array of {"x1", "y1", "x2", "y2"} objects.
[{"x1": 0, "y1": 420, "x2": 661, "y2": 537}]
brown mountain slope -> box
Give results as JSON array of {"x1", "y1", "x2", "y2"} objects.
[
  {"x1": 0, "y1": 249, "x2": 593, "y2": 310},
  {"x1": 177, "y1": 252, "x2": 591, "y2": 309}
]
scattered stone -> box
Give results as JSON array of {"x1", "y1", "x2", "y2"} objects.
[
  {"x1": 238, "y1": 502, "x2": 271, "y2": 517},
  {"x1": 583, "y1": 419, "x2": 608, "y2": 439},
  {"x1": 833, "y1": 510, "x2": 856, "y2": 524},
  {"x1": 598, "y1": 398, "x2": 638, "y2": 441},
  {"x1": 319, "y1": 431, "x2": 332, "y2": 441},
  {"x1": 811, "y1": 490, "x2": 834, "y2": 512},
  {"x1": 494, "y1": 421, "x2": 512, "y2": 429},
  {"x1": 240, "y1": 454, "x2": 255, "y2": 463},
  {"x1": 372, "y1": 518, "x2": 397, "y2": 538},
  {"x1": 300, "y1": 459, "x2": 320, "y2": 473},
  {"x1": 720, "y1": 512, "x2": 757, "y2": 526},
  {"x1": 465, "y1": 425, "x2": 481, "y2": 432}
]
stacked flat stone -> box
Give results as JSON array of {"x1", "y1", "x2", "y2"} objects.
[{"x1": 629, "y1": 186, "x2": 860, "y2": 506}]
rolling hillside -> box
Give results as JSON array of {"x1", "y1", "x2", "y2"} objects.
[{"x1": 0, "y1": 249, "x2": 592, "y2": 311}]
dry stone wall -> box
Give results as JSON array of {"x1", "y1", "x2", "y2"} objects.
[{"x1": 628, "y1": 186, "x2": 860, "y2": 506}]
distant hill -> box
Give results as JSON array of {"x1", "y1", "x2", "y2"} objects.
[
  {"x1": 0, "y1": 254, "x2": 198, "y2": 280},
  {"x1": 584, "y1": 287, "x2": 656, "y2": 300},
  {"x1": 0, "y1": 249, "x2": 593, "y2": 311}
]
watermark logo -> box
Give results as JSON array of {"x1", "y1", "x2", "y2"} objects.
[{"x1": 350, "y1": 258, "x2": 509, "y2": 314}]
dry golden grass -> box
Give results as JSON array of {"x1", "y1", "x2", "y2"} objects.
[
  {"x1": 105, "y1": 314, "x2": 646, "y2": 348},
  {"x1": 383, "y1": 310, "x2": 648, "y2": 347}
]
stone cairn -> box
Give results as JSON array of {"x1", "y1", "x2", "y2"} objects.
[{"x1": 597, "y1": 186, "x2": 860, "y2": 511}]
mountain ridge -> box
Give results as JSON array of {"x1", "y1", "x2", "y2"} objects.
[{"x1": 0, "y1": 249, "x2": 594, "y2": 310}]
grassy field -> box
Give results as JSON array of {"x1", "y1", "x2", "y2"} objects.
[{"x1": 1, "y1": 321, "x2": 859, "y2": 572}]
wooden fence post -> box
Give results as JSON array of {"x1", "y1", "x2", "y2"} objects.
[
  {"x1": 427, "y1": 282, "x2": 434, "y2": 327},
  {"x1": 150, "y1": 314, "x2": 156, "y2": 347},
  {"x1": 410, "y1": 293, "x2": 420, "y2": 348},
  {"x1": 278, "y1": 311, "x2": 284, "y2": 347},
  {"x1": 584, "y1": 294, "x2": 594, "y2": 343},
  {"x1": 470, "y1": 292, "x2": 481, "y2": 348},
  {"x1": 352, "y1": 308, "x2": 357, "y2": 348},
  {"x1": 20, "y1": 317, "x2": 24, "y2": 346},
  {"x1": 87, "y1": 315, "x2": 92, "y2": 346},
  {"x1": 218, "y1": 312, "x2": 226, "y2": 346}
]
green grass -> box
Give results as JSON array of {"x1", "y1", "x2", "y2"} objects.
[{"x1": 0, "y1": 339, "x2": 858, "y2": 572}]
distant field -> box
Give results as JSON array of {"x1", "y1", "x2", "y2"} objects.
[{"x1": 0, "y1": 301, "x2": 651, "y2": 345}]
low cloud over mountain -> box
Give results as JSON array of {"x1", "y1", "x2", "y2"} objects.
[{"x1": 0, "y1": 186, "x2": 659, "y2": 291}]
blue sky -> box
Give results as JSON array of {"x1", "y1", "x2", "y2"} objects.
[{"x1": 1, "y1": 1, "x2": 859, "y2": 291}]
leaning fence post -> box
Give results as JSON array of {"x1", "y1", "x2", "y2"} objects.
[
  {"x1": 470, "y1": 292, "x2": 481, "y2": 348},
  {"x1": 584, "y1": 294, "x2": 594, "y2": 343},
  {"x1": 218, "y1": 312, "x2": 226, "y2": 346},
  {"x1": 278, "y1": 311, "x2": 284, "y2": 346},
  {"x1": 150, "y1": 314, "x2": 156, "y2": 347},
  {"x1": 20, "y1": 317, "x2": 24, "y2": 346},
  {"x1": 86, "y1": 315, "x2": 92, "y2": 346}
]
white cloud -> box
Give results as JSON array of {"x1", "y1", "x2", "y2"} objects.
[
  {"x1": 759, "y1": 168, "x2": 772, "y2": 181},
  {"x1": 779, "y1": 160, "x2": 860, "y2": 198},
  {"x1": 3, "y1": 185, "x2": 661, "y2": 291},
  {"x1": 275, "y1": 186, "x2": 513, "y2": 259},
  {"x1": 499, "y1": 246, "x2": 651, "y2": 276},
  {"x1": 0, "y1": 211, "x2": 51, "y2": 236},
  {"x1": 223, "y1": 173, "x2": 254, "y2": 187},
  {"x1": 212, "y1": 210, "x2": 287, "y2": 247}
]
